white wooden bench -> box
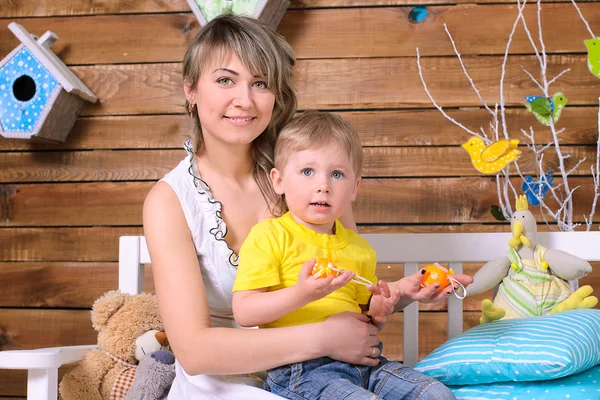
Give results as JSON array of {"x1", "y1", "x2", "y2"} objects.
[{"x1": 1, "y1": 232, "x2": 599, "y2": 400}]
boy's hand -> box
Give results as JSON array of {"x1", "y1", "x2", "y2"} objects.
[
  {"x1": 296, "y1": 258, "x2": 356, "y2": 303},
  {"x1": 367, "y1": 280, "x2": 401, "y2": 328},
  {"x1": 396, "y1": 269, "x2": 472, "y2": 303}
]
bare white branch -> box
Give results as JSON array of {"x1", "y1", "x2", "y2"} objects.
[
  {"x1": 416, "y1": 48, "x2": 484, "y2": 139},
  {"x1": 548, "y1": 68, "x2": 571, "y2": 87},
  {"x1": 500, "y1": 0, "x2": 528, "y2": 139},
  {"x1": 496, "y1": 174, "x2": 511, "y2": 220},
  {"x1": 565, "y1": 158, "x2": 586, "y2": 177},
  {"x1": 494, "y1": 103, "x2": 500, "y2": 141},
  {"x1": 517, "y1": 0, "x2": 543, "y2": 66},
  {"x1": 538, "y1": 143, "x2": 553, "y2": 153},
  {"x1": 536, "y1": 0, "x2": 548, "y2": 92},
  {"x1": 586, "y1": 98, "x2": 600, "y2": 230},
  {"x1": 521, "y1": 66, "x2": 544, "y2": 92},
  {"x1": 444, "y1": 24, "x2": 497, "y2": 123},
  {"x1": 570, "y1": 0, "x2": 595, "y2": 38}
]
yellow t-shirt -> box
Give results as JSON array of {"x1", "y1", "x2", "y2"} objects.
[{"x1": 233, "y1": 212, "x2": 378, "y2": 328}]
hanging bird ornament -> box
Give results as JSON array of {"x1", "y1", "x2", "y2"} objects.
[
  {"x1": 461, "y1": 137, "x2": 521, "y2": 175},
  {"x1": 585, "y1": 38, "x2": 600, "y2": 78},
  {"x1": 524, "y1": 92, "x2": 568, "y2": 126},
  {"x1": 521, "y1": 171, "x2": 553, "y2": 206}
]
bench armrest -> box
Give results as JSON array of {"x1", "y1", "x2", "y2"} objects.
[{"x1": 0, "y1": 345, "x2": 97, "y2": 369}]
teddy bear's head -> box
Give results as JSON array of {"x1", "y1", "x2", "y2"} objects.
[{"x1": 91, "y1": 290, "x2": 167, "y2": 364}]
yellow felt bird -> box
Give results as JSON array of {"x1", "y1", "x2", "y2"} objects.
[{"x1": 461, "y1": 137, "x2": 521, "y2": 175}]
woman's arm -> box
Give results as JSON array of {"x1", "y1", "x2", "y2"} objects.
[{"x1": 144, "y1": 182, "x2": 380, "y2": 375}]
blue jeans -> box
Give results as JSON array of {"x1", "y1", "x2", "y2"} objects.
[{"x1": 265, "y1": 349, "x2": 455, "y2": 400}]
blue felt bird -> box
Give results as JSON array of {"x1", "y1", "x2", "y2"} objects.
[{"x1": 521, "y1": 171, "x2": 553, "y2": 206}]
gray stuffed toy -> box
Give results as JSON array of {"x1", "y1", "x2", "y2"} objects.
[
  {"x1": 124, "y1": 350, "x2": 176, "y2": 400},
  {"x1": 466, "y1": 195, "x2": 597, "y2": 324}
]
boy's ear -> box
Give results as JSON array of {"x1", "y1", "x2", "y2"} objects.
[
  {"x1": 270, "y1": 168, "x2": 285, "y2": 195},
  {"x1": 350, "y1": 177, "x2": 361, "y2": 201}
]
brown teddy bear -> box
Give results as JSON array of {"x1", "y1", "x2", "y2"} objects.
[{"x1": 59, "y1": 290, "x2": 175, "y2": 400}]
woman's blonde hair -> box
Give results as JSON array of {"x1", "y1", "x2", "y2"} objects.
[
  {"x1": 274, "y1": 111, "x2": 363, "y2": 205},
  {"x1": 182, "y1": 15, "x2": 297, "y2": 216}
]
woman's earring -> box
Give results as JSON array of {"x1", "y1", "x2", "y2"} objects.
[{"x1": 188, "y1": 102, "x2": 195, "y2": 114}]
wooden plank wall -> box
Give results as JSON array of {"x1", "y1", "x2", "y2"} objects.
[{"x1": 1, "y1": 0, "x2": 600, "y2": 397}]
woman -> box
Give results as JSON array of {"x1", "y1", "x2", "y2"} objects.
[{"x1": 143, "y1": 15, "x2": 470, "y2": 399}]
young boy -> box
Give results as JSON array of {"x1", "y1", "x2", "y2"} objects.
[{"x1": 232, "y1": 111, "x2": 455, "y2": 400}]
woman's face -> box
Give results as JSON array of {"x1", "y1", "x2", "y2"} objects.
[{"x1": 186, "y1": 51, "x2": 276, "y2": 149}]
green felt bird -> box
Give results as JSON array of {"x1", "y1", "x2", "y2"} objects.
[
  {"x1": 524, "y1": 92, "x2": 568, "y2": 126},
  {"x1": 585, "y1": 37, "x2": 600, "y2": 78}
]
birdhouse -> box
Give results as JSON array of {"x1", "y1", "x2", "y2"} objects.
[
  {"x1": 186, "y1": 0, "x2": 289, "y2": 30},
  {"x1": 0, "y1": 22, "x2": 97, "y2": 142}
]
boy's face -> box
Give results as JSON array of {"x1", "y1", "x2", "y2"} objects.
[{"x1": 270, "y1": 141, "x2": 360, "y2": 234}]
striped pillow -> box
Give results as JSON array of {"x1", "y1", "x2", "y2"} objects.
[{"x1": 414, "y1": 309, "x2": 600, "y2": 385}]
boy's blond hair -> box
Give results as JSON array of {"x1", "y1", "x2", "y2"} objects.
[{"x1": 274, "y1": 111, "x2": 364, "y2": 178}]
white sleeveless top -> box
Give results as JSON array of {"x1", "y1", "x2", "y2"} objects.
[{"x1": 160, "y1": 141, "x2": 282, "y2": 399}]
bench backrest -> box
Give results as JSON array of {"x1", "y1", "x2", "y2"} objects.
[{"x1": 120, "y1": 231, "x2": 600, "y2": 366}]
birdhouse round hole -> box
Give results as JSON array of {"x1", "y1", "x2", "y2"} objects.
[{"x1": 13, "y1": 75, "x2": 36, "y2": 102}]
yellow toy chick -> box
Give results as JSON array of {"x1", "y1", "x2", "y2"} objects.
[{"x1": 461, "y1": 137, "x2": 521, "y2": 175}]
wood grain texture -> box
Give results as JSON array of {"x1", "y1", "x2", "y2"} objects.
[
  {"x1": 2, "y1": 4, "x2": 598, "y2": 63},
  {"x1": 0, "y1": 145, "x2": 596, "y2": 183},
  {"x1": 280, "y1": 5, "x2": 600, "y2": 58},
  {"x1": 1, "y1": 176, "x2": 597, "y2": 227},
  {"x1": 0, "y1": 182, "x2": 152, "y2": 225},
  {"x1": 0, "y1": 0, "x2": 190, "y2": 17},
  {"x1": 357, "y1": 224, "x2": 591, "y2": 234},
  {"x1": 0, "y1": 0, "x2": 591, "y2": 18},
  {"x1": 292, "y1": 55, "x2": 599, "y2": 111},
  {"x1": 0, "y1": 227, "x2": 142, "y2": 262},
  {"x1": 290, "y1": 0, "x2": 596, "y2": 6},
  {"x1": 63, "y1": 55, "x2": 599, "y2": 116},
  {"x1": 0, "y1": 262, "x2": 154, "y2": 307},
  {"x1": 0, "y1": 107, "x2": 597, "y2": 151},
  {"x1": 0, "y1": 309, "x2": 97, "y2": 352},
  {"x1": 352, "y1": 177, "x2": 598, "y2": 224}
]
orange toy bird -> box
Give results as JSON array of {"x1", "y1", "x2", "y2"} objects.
[{"x1": 461, "y1": 137, "x2": 521, "y2": 175}]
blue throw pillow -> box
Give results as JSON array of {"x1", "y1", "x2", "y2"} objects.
[
  {"x1": 449, "y1": 364, "x2": 600, "y2": 400},
  {"x1": 414, "y1": 309, "x2": 600, "y2": 385}
]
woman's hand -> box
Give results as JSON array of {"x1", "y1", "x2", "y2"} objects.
[
  {"x1": 296, "y1": 258, "x2": 356, "y2": 303},
  {"x1": 396, "y1": 269, "x2": 473, "y2": 304},
  {"x1": 320, "y1": 312, "x2": 381, "y2": 366}
]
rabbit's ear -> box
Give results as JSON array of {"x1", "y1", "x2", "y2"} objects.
[{"x1": 91, "y1": 290, "x2": 129, "y2": 331}]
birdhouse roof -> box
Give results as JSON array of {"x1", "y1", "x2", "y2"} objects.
[
  {"x1": 6, "y1": 22, "x2": 97, "y2": 103},
  {"x1": 185, "y1": 0, "x2": 289, "y2": 29}
]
